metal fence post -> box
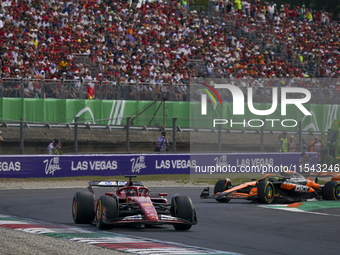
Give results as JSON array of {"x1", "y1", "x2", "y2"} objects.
[
  {"x1": 61, "y1": 79, "x2": 64, "y2": 99},
  {"x1": 260, "y1": 119, "x2": 264, "y2": 151},
  {"x1": 126, "y1": 117, "x2": 130, "y2": 152},
  {"x1": 74, "y1": 117, "x2": 78, "y2": 154},
  {"x1": 163, "y1": 99, "x2": 166, "y2": 129},
  {"x1": 172, "y1": 118, "x2": 177, "y2": 152},
  {"x1": 299, "y1": 121, "x2": 302, "y2": 152},
  {"x1": 218, "y1": 123, "x2": 222, "y2": 152},
  {"x1": 80, "y1": 83, "x2": 83, "y2": 99},
  {"x1": 20, "y1": 78, "x2": 24, "y2": 98},
  {"x1": 20, "y1": 117, "x2": 24, "y2": 154},
  {"x1": 99, "y1": 81, "x2": 103, "y2": 100},
  {"x1": 123, "y1": 85, "x2": 127, "y2": 99},
  {"x1": 117, "y1": 85, "x2": 121, "y2": 99},
  {"x1": 0, "y1": 79, "x2": 3, "y2": 97},
  {"x1": 41, "y1": 81, "x2": 45, "y2": 98},
  {"x1": 187, "y1": 85, "x2": 190, "y2": 101},
  {"x1": 170, "y1": 87, "x2": 173, "y2": 101},
  {"x1": 135, "y1": 86, "x2": 139, "y2": 100}
]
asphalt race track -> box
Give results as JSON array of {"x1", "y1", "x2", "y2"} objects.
[{"x1": 1, "y1": 187, "x2": 340, "y2": 255}]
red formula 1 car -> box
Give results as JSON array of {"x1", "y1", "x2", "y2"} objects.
[
  {"x1": 200, "y1": 172, "x2": 340, "y2": 204},
  {"x1": 72, "y1": 176, "x2": 197, "y2": 230}
]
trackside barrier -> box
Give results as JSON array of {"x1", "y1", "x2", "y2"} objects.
[{"x1": 0, "y1": 153, "x2": 317, "y2": 178}]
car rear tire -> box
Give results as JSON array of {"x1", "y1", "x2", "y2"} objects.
[
  {"x1": 172, "y1": 196, "x2": 196, "y2": 230},
  {"x1": 257, "y1": 181, "x2": 275, "y2": 204},
  {"x1": 323, "y1": 181, "x2": 340, "y2": 200},
  {"x1": 214, "y1": 179, "x2": 231, "y2": 203},
  {"x1": 72, "y1": 192, "x2": 95, "y2": 224},
  {"x1": 96, "y1": 195, "x2": 118, "y2": 229}
]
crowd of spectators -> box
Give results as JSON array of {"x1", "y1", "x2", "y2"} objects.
[
  {"x1": 207, "y1": 0, "x2": 340, "y2": 79},
  {"x1": 0, "y1": 0, "x2": 340, "y2": 100}
]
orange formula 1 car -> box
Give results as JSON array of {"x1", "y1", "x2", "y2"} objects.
[
  {"x1": 73, "y1": 176, "x2": 197, "y2": 230},
  {"x1": 200, "y1": 172, "x2": 340, "y2": 204}
]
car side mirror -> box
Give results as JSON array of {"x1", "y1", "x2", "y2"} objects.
[{"x1": 158, "y1": 193, "x2": 167, "y2": 197}]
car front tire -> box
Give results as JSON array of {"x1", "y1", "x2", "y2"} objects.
[
  {"x1": 96, "y1": 195, "x2": 118, "y2": 229},
  {"x1": 257, "y1": 181, "x2": 275, "y2": 204},
  {"x1": 323, "y1": 181, "x2": 340, "y2": 200},
  {"x1": 172, "y1": 196, "x2": 196, "y2": 230},
  {"x1": 72, "y1": 192, "x2": 95, "y2": 224}
]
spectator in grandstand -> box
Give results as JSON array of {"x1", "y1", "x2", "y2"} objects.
[
  {"x1": 275, "y1": 134, "x2": 282, "y2": 152},
  {"x1": 85, "y1": 71, "x2": 95, "y2": 100},
  {"x1": 306, "y1": 9, "x2": 313, "y2": 23},
  {"x1": 47, "y1": 139, "x2": 63, "y2": 155},
  {"x1": 225, "y1": 0, "x2": 233, "y2": 13},
  {"x1": 23, "y1": 79, "x2": 34, "y2": 98},
  {"x1": 155, "y1": 131, "x2": 169, "y2": 152},
  {"x1": 280, "y1": 131, "x2": 288, "y2": 153},
  {"x1": 296, "y1": 137, "x2": 308, "y2": 152},
  {"x1": 47, "y1": 78, "x2": 61, "y2": 99},
  {"x1": 234, "y1": 0, "x2": 242, "y2": 11},
  {"x1": 268, "y1": 2, "x2": 275, "y2": 19},
  {"x1": 288, "y1": 136, "x2": 296, "y2": 152},
  {"x1": 311, "y1": 136, "x2": 322, "y2": 153}
]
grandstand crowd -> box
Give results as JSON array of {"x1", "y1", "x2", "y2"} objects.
[{"x1": 0, "y1": 0, "x2": 340, "y2": 97}]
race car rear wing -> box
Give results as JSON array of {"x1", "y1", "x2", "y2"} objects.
[
  {"x1": 89, "y1": 181, "x2": 127, "y2": 187},
  {"x1": 88, "y1": 181, "x2": 144, "y2": 188}
]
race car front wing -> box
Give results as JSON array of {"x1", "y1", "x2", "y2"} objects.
[{"x1": 100, "y1": 214, "x2": 196, "y2": 225}]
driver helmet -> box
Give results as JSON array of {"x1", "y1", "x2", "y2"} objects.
[{"x1": 127, "y1": 190, "x2": 136, "y2": 196}]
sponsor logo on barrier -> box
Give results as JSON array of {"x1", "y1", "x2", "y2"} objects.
[
  {"x1": 236, "y1": 158, "x2": 274, "y2": 167},
  {"x1": 0, "y1": 161, "x2": 20, "y2": 171},
  {"x1": 155, "y1": 159, "x2": 196, "y2": 169},
  {"x1": 214, "y1": 155, "x2": 228, "y2": 167},
  {"x1": 71, "y1": 160, "x2": 117, "y2": 171},
  {"x1": 131, "y1": 156, "x2": 146, "y2": 173},
  {"x1": 44, "y1": 157, "x2": 61, "y2": 175}
]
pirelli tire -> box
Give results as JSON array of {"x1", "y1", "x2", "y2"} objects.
[
  {"x1": 72, "y1": 192, "x2": 95, "y2": 224},
  {"x1": 257, "y1": 181, "x2": 275, "y2": 204},
  {"x1": 323, "y1": 181, "x2": 340, "y2": 200},
  {"x1": 95, "y1": 195, "x2": 118, "y2": 229},
  {"x1": 172, "y1": 196, "x2": 196, "y2": 231},
  {"x1": 214, "y1": 179, "x2": 231, "y2": 203}
]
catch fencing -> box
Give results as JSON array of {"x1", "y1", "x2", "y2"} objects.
[
  {"x1": 0, "y1": 116, "x2": 319, "y2": 155},
  {"x1": 1, "y1": 78, "x2": 340, "y2": 104}
]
